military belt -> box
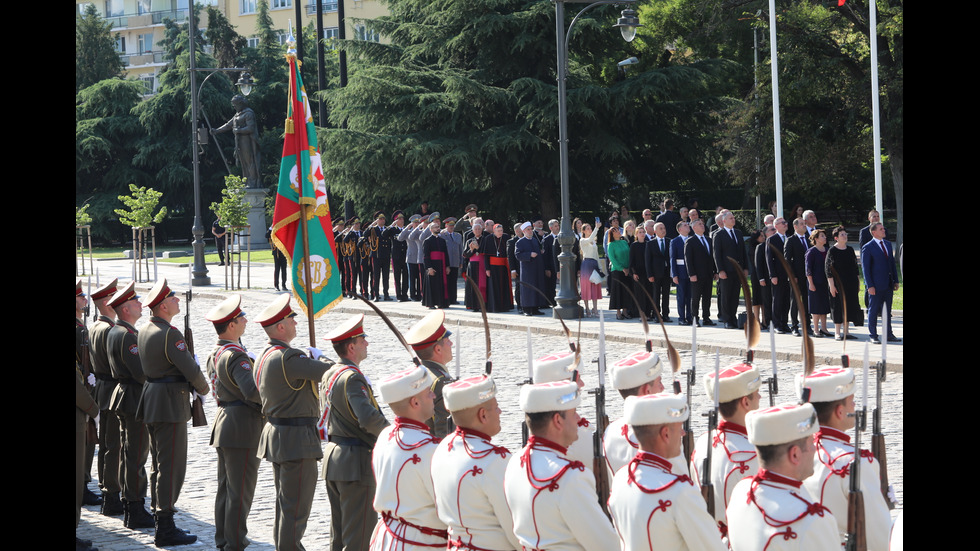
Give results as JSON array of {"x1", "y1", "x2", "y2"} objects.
[
  {"x1": 146, "y1": 375, "x2": 188, "y2": 384},
  {"x1": 268, "y1": 416, "x2": 317, "y2": 427},
  {"x1": 327, "y1": 435, "x2": 372, "y2": 448}
]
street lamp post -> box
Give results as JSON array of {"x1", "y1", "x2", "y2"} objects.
[
  {"x1": 553, "y1": 1, "x2": 640, "y2": 320},
  {"x1": 187, "y1": 5, "x2": 253, "y2": 285}
]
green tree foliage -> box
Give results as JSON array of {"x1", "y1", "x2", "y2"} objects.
[
  {"x1": 205, "y1": 6, "x2": 248, "y2": 70},
  {"x1": 76, "y1": 204, "x2": 93, "y2": 227},
  {"x1": 210, "y1": 175, "x2": 251, "y2": 227},
  {"x1": 76, "y1": 78, "x2": 151, "y2": 241},
  {"x1": 320, "y1": 0, "x2": 733, "y2": 222},
  {"x1": 645, "y1": 0, "x2": 903, "y2": 238},
  {"x1": 76, "y1": 4, "x2": 124, "y2": 91},
  {"x1": 116, "y1": 184, "x2": 168, "y2": 228},
  {"x1": 130, "y1": 5, "x2": 235, "y2": 221}
]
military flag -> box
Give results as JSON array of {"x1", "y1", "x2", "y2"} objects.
[{"x1": 270, "y1": 40, "x2": 341, "y2": 324}]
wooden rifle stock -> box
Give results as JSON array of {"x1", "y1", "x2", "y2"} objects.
[
  {"x1": 845, "y1": 491, "x2": 867, "y2": 551},
  {"x1": 591, "y1": 384, "x2": 611, "y2": 519},
  {"x1": 872, "y1": 361, "x2": 894, "y2": 509}
]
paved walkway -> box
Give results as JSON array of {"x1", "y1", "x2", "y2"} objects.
[{"x1": 77, "y1": 257, "x2": 903, "y2": 550}]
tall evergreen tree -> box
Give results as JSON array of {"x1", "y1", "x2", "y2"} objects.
[
  {"x1": 76, "y1": 4, "x2": 125, "y2": 91},
  {"x1": 320, "y1": 0, "x2": 732, "y2": 221}
]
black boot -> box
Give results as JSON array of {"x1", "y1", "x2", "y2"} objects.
[
  {"x1": 101, "y1": 492, "x2": 124, "y2": 516},
  {"x1": 76, "y1": 536, "x2": 98, "y2": 551},
  {"x1": 125, "y1": 499, "x2": 155, "y2": 529},
  {"x1": 154, "y1": 512, "x2": 198, "y2": 547},
  {"x1": 82, "y1": 485, "x2": 103, "y2": 506}
]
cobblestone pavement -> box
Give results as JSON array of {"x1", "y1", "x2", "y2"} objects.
[{"x1": 78, "y1": 260, "x2": 902, "y2": 549}]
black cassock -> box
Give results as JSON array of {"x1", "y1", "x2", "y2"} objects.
[
  {"x1": 423, "y1": 232, "x2": 449, "y2": 308},
  {"x1": 515, "y1": 236, "x2": 546, "y2": 308}
]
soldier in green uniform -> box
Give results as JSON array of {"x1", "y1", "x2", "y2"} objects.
[
  {"x1": 136, "y1": 279, "x2": 210, "y2": 546},
  {"x1": 320, "y1": 314, "x2": 389, "y2": 551},
  {"x1": 106, "y1": 282, "x2": 155, "y2": 529},
  {"x1": 89, "y1": 278, "x2": 123, "y2": 516},
  {"x1": 205, "y1": 295, "x2": 265, "y2": 551},
  {"x1": 76, "y1": 280, "x2": 102, "y2": 507},
  {"x1": 77, "y1": 361, "x2": 101, "y2": 551},
  {"x1": 254, "y1": 294, "x2": 332, "y2": 551},
  {"x1": 404, "y1": 310, "x2": 454, "y2": 439}
]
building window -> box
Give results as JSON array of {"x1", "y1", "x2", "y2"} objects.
[
  {"x1": 137, "y1": 0, "x2": 150, "y2": 15},
  {"x1": 138, "y1": 33, "x2": 154, "y2": 53},
  {"x1": 324, "y1": 27, "x2": 339, "y2": 40},
  {"x1": 105, "y1": 0, "x2": 123, "y2": 17},
  {"x1": 114, "y1": 35, "x2": 126, "y2": 53},
  {"x1": 306, "y1": 1, "x2": 338, "y2": 14},
  {"x1": 241, "y1": 0, "x2": 257, "y2": 14},
  {"x1": 247, "y1": 37, "x2": 260, "y2": 48},
  {"x1": 138, "y1": 74, "x2": 156, "y2": 95},
  {"x1": 354, "y1": 24, "x2": 379, "y2": 43},
  {"x1": 272, "y1": 0, "x2": 292, "y2": 8}
]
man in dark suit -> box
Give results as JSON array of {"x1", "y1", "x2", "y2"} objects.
[
  {"x1": 670, "y1": 221, "x2": 692, "y2": 325},
  {"x1": 645, "y1": 221, "x2": 672, "y2": 321},
  {"x1": 655, "y1": 199, "x2": 682, "y2": 240},
  {"x1": 712, "y1": 211, "x2": 747, "y2": 329},
  {"x1": 859, "y1": 209, "x2": 880, "y2": 250},
  {"x1": 684, "y1": 219, "x2": 716, "y2": 326},
  {"x1": 542, "y1": 219, "x2": 561, "y2": 304},
  {"x1": 861, "y1": 222, "x2": 901, "y2": 344},
  {"x1": 765, "y1": 217, "x2": 792, "y2": 334},
  {"x1": 783, "y1": 217, "x2": 812, "y2": 336}
]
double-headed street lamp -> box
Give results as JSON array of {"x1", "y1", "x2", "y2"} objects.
[
  {"x1": 188, "y1": 6, "x2": 254, "y2": 286},
  {"x1": 553, "y1": 1, "x2": 641, "y2": 319}
]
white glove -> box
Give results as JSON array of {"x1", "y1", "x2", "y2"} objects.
[
  {"x1": 307, "y1": 346, "x2": 322, "y2": 360},
  {"x1": 87, "y1": 373, "x2": 96, "y2": 386},
  {"x1": 193, "y1": 390, "x2": 207, "y2": 404},
  {"x1": 247, "y1": 351, "x2": 256, "y2": 360},
  {"x1": 887, "y1": 484, "x2": 897, "y2": 505},
  {"x1": 194, "y1": 354, "x2": 200, "y2": 365}
]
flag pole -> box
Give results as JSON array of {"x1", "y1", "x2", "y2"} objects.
[{"x1": 286, "y1": 22, "x2": 317, "y2": 347}]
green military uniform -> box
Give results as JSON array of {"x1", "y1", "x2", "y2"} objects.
[
  {"x1": 207, "y1": 339, "x2": 264, "y2": 551},
  {"x1": 255, "y1": 338, "x2": 330, "y2": 551},
  {"x1": 136, "y1": 316, "x2": 210, "y2": 515},
  {"x1": 91, "y1": 313, "x2": 122, "y2": 508},
  {"x1": 75, "y1": 317, "x2": 98, "y2": 497},
  {"x1": 76, "y1": 362, "x2": 100, "y2": 532},
  {"x1": 107, "y1": 319, "x2": 148, "y2": 506},
  {"x1": 421, "y1": 359, "x2": 453, "y2": 439},
  {"x1": 321, "y1": 358, "x2": 389, "y2": 551}
]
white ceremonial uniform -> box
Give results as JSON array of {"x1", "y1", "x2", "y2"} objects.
[
  {"x1": 803, "y1": 427, "x2": 892, "y2": 551},
  {"x1": 503, "y1": 437, "x2": 617, "y2": 551},
  {"x1": 603, "y1": 417, "x2": 689, "y2": 480},
  {"x1": 726, "y1": 469, "x2": 839, "y2": 551},
  {"x1": 370, "y1": 417, "x2": 448, "y2": 551},
  {"x1": 689, "y1": 421, "x2": 758, "y2": 532},
  {"x1": 569, "y1": 418, "x2": 595, "y2": 472},
  {"x1": 431, "y1": 427, "x2": 521, "y2": 551},
  {"x1": 608, "y1": 452, "x2": 727, "y2": 551}
]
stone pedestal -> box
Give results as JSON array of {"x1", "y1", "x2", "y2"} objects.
[{"x1": 245, "y1": 188, "x2": 269, "y2": 250}]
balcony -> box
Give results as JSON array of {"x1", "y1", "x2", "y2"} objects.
[{"x1": 306, "y1": 2, "x2": 339, "y2": 15}]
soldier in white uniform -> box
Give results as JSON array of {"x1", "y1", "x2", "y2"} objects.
[
  {"x1": 608, "y1": 393, "x2": 726, "y2": 551},
  {"x1": 431, "y1": 375, "x2": 521, "y2": 551},
  {"x1": 503, "y1": 380, "x2": 617, "y2": 551},
  {"x1": 798, "y1": 366, "x2": 893, "y2": 550},
  {"x1": 689, "y1": 362, "x2": 762, "y2": 537},
  {"x1": 531, "y1": 352, "x2": 593, "y2": 468},
  {"x1": 370, "y1": 365, "x2": 448, "y2": 550},
  {"x1": 726, "y1": 403, "x2": 840, "y2": 551},
  {"x1": 602, "y1": 350, "x2": 689, "y2": 478}
]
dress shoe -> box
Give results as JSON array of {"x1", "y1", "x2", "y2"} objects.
[
  {"x1": 869, "y1": 336, "x2": 881, "y2": 345},
  {"x1": 725, "y1": 322, "x2": 739, "y2": 330},
  {"x1": 835, "y1": 334, "x2": 843, "y2": 341},
  {"x1": 616, "y1": 312, "x2": 624, "y2": 320},
  {"x1": 887, "y1": 335, "x2": 902, "y2": 343},
  {"x1": 819, "y1": 330, "x2": 834, "y2": 338},
  {"x1": 679, "y1": 319, "x2": 692, "y2": 326},
  {"x1": 76, "y1": 536, "x2": 98, "y2": 551},
  {"x1": 662, "y1": 316, "x2": 672, "y2": 323},
  {"x1": 845, "y1": 334, "x2": 858, "y2": 340},
  {"x1": 776, "y1": 327, "x2": 790, "y2": 335},
  {"x1": 792, "y1": 328, "x2": 802, "y2": 337},
  {"x1": 702, "y1": 319, "x2": 716, "y2": 326}
]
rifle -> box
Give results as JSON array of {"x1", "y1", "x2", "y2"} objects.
[
  {"x1": 521, "y1": 323, "x2": 532, "y2": 447},
  {"x1": 845, "y1": 353, "x2": 868, "y2": 551},
  {"x1": 590, "y1": 309, "x2": 611, "y2": 518},
  {"x1": 186, "y1": 274, "x2": 207, "y2": 427},
  {"x1": 871, "y1": 357, "x2": 895, "y2": 509},
  {"x1": 767, "y1": 321, "x2": 779, "y2": 406},
  {"x1": 700, "y1": 349, "x2": 720, "y2": 519},
  {"x1": 676, "y1": 317, "x2": 696, "y2": 463}
]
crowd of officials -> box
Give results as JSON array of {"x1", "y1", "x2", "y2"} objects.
[
  {"x1": 322, "y1": 200, "x2": 901, "y2": 344},
  {"x1": 77, "y1": 275, "x2": 902, "y2": 551}
]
